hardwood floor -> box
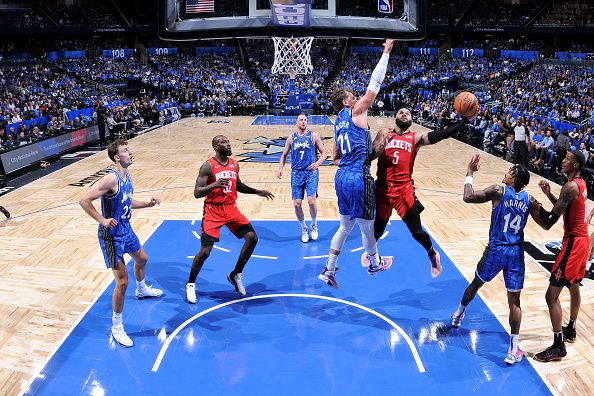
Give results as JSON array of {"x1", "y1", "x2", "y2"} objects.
[{"x1": 0, "y1": 116, "x2": 591, "y2": 396}]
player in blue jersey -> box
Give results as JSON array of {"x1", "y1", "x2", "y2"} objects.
[
  {"x1": 451, "y1": 153, "x2": 552, "y2": 365},
  {"x1": 79, "y1": 139, "x2": 163, "y2": 348},
  {"x1": 318, "y1": 39, "x2": 395, "y2": 289},
  {"x1": 277, "y1": 113, "x2": 328, "y2": 242}
]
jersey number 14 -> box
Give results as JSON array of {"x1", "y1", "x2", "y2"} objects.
[{"x1": 503, "y1": 213, "x2": 522, "y2": 234}]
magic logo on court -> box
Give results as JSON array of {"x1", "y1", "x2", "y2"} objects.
[{"x1": 237, "y1": 136, "x2": 333, "y2": 165}]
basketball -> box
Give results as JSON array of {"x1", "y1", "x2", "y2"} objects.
[{"x1": 454, "y1": 91, "x2": 479, "y2": 118}]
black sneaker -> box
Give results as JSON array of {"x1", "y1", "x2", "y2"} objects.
[
  {"x1": 0, "y1": 206, "x2": 10, "y2": 219},
  {"x1": 562, "y1": 326, "x2": 576, "y2": 343},
  {"x1": 534, "y1": 344, "x2": 567, "y2": 362}
]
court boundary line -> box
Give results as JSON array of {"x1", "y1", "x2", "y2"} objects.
[
  {"x1": 151, "y1": 293, "x2": 426, "y2": 373},
  {"x1": 19, "y1": 218, "x2": 165, "y2": 396},
  {"x1": 422, "y1": 227, "x2": 556, "y2": 395}
]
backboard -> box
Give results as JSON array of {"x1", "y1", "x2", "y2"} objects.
[{"x1": 160, "y1": 0, "x2": 425, "y2": 40}]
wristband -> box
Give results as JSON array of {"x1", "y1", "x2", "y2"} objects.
[{"x1": 464, "y1": 176, "x2": 473, "y2": 185}]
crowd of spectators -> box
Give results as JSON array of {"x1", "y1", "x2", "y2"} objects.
[
  {"x1": 463, "y1": 0, "x2": 543, "y2": 27},
  {"x1": 409, "y1": 56, "x2": 533, "y2": 88},
  {"x1": 536, "y1": 1, "x2": 594, "y2": 27},
  {"x1": 0, "y1": 7, "x2": 48, "y2": 29}
]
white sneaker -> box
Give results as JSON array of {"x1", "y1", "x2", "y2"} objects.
[
  {"x1": 310, "y1": 224, "x2": 319, "y2": 241},
  {"x1": 111, "y1": 325, "x2": 133, "y2": 347},
  {"x1": 301, "y1": 227, "x2": 309, "y2": 243},
  {"x1": 318, "y1": 267, "x2": 339, "y2": 288},
  {"x1": 135, "y1": 284, "x2": 164, "y2": 299},
  {"x1": 227, "y1": 272, "x2": 246, "y2": 297},
  {"x1": 186, "y1": 283, "x2": 197, "y2": 304}
]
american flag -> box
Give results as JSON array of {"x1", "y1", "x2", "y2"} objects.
[{"x1": 186, "y1": 0, "x2": 214, "y2": 13}]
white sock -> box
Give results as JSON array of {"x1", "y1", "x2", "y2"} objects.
[
  {"x1": 326, "y1": 253, "x2": 339, "y2": 271},
  {"x1": 510, "y1": 334, "x2": 519, "y2": 353},
  {"x1": 136, "y1": 279, "x2": 146, "y2": 291},
  {"x1": 457, "y1": 304, "x2": 466, "y2": 313},
  {"x1": 368, "y1": 252, "x2": 380, "y2": 266},
  {"x1": 311, "y1": 217, "x2": 317, "y2": 226},
  {"x1": 299, "y1": 220, "x2": 307, "y2": 229},
  {"x1": 112, "y1": 311, "x2": 123, "y2": 328}
]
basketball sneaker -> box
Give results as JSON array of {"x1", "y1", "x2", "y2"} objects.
[
  {"x1": 227, "y1": 272, "x2": 246, "y2": 297},
  {"x1": 367, "y1": 257, "x2": 393, "y2": 275},
  {"x1": 430, "y1": 250, "x2": 442, "y2": 278},
  {"x1": 318, "y1": 267, "x2": 339, "y2": 289},
  {"x1": 310, "y1": 224, "x2": 319, "y2": 241},
  {"x1": 135, "y1": 284, "x2": 164, "y2": 299},
  {"x1": 361, "y1": 252, "x2": 371, "y2": 267},
  {"x1": 504, "y1": 346, "x2": 524, "y2": 365},
  {"x1": 185, "y1": 283, "x2": 197, "y2": 304},
  {"x1": 0, "y1": 206, "x2": 10, "y2": 219},
  {"x1": 111, "y1": 325, "x2": 133, "y2": 348},
  {"x1": 451, "y1": 309, "x2": 465, "y2": 327},
  {"x1": 301, "y1": 227, "x2": 309, "y2": 243},
  {"x1": 533, "y1": 343, "x2": 567, "y2": 362},
  {"x1": 562, "y1": 325, "x2": 576, "y2": 343}
]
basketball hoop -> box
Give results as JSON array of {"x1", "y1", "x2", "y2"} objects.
[{"x1": 271, "y1": 36, "x2": 314, "y2": 76}]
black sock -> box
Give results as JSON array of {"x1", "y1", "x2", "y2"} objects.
[
  {"x1": 553, "y1": 331, "x2": 564, "y2": 346},
  {"x1": 567, "y1": 318, "x2": 576, "y2": 331},
  {"x1": 231, "y1": 256, "x2": 249, "y2": 276},
  {"x1": 187, "y1": 254, "x2": 208, "y2": 284}
]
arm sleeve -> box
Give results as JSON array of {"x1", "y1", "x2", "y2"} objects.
[
  {"x1": 367, "y1": 53, "x2": 390, "y2": 94},
  {"x1": 427, "y1": 121, "x2": 467, "y2": 145}
]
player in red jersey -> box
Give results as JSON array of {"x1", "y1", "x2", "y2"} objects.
[
  {"x1": 185, "y1": 135, "x2": 274, "y2": 302},
  {"x1": 534, "y1": 150, "x2": 588, "y2": 362},
  {"x1": 372, "y1": 107, "x2": 472, "y2": 277}
]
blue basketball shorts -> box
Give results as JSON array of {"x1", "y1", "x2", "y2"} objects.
[
  {"x1": 291, "y1": 169, "x2": 319, "y2": 200},
  {"x1": 476, "y1": 244, "x2": 525, "y2": 291},
  {"x1": 334, "y1": 169, "x2": 375, "y2": 220},
  {"x1": 98, "y1": 229, "x2": 142, "y2": 269}
]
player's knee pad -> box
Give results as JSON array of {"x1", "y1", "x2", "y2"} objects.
[{"x1": 330, "y1": 217, "x2": 356, "y2": 251}]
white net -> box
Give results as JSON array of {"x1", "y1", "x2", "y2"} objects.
[{"x1": 271, "y1": 36, "x2": 314, "y2": 77}]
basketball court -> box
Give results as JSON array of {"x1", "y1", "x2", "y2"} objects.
[
  {"x1": 1, "y1": 115, "x2": 592, "y2": 395},
  {"x1": 0, "y1": 1, "x2": 592, "y2": 395}
]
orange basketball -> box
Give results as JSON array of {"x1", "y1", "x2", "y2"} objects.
[{"x1": 454, "y1": 91, "x2": 479, "y2": 118}]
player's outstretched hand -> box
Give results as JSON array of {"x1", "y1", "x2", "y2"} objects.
[
  {"x1": 147, "y1": 197, "x2": 161, "y2": 207},
  {"x1": 383, "y1": 39, "x2": 395, "y2": 53},
  {"x1": 539, "y1": 180, "x2": 550, "y2": 195},
  {"x1": 467, "y1": 153, "x2": 481, "y2": 173},
  {"x1": 257, "y1": 190, "x2": 275, "y2": 200},
  {"x1": 101, "y1": 217, "x2": 118, "y2": 229}
]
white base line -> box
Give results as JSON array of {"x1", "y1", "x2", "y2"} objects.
[
  {"x1": 304, "y1": 254, "x2": 329, "y2": 259},
  {"x1": 151, "y1": 293, "x2": 426, "y2": 374},
  {"x1": 252, "y1": 255, "x2": 278, "y2": 260}
]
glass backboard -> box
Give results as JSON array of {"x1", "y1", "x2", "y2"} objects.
[{"x1": 160, "y1": 0, "x2": 425, "y2": 40}]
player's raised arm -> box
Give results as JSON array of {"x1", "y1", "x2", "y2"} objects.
[
  {"x1": 535, "y1": 181, "x2": 580, "y2": 230},
  {"x1": 463, "y1": 153, "x2": 502, "y2": 204},
  {"x1": 352, "y1": 39, "x2": 394, "y2": 117}
]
